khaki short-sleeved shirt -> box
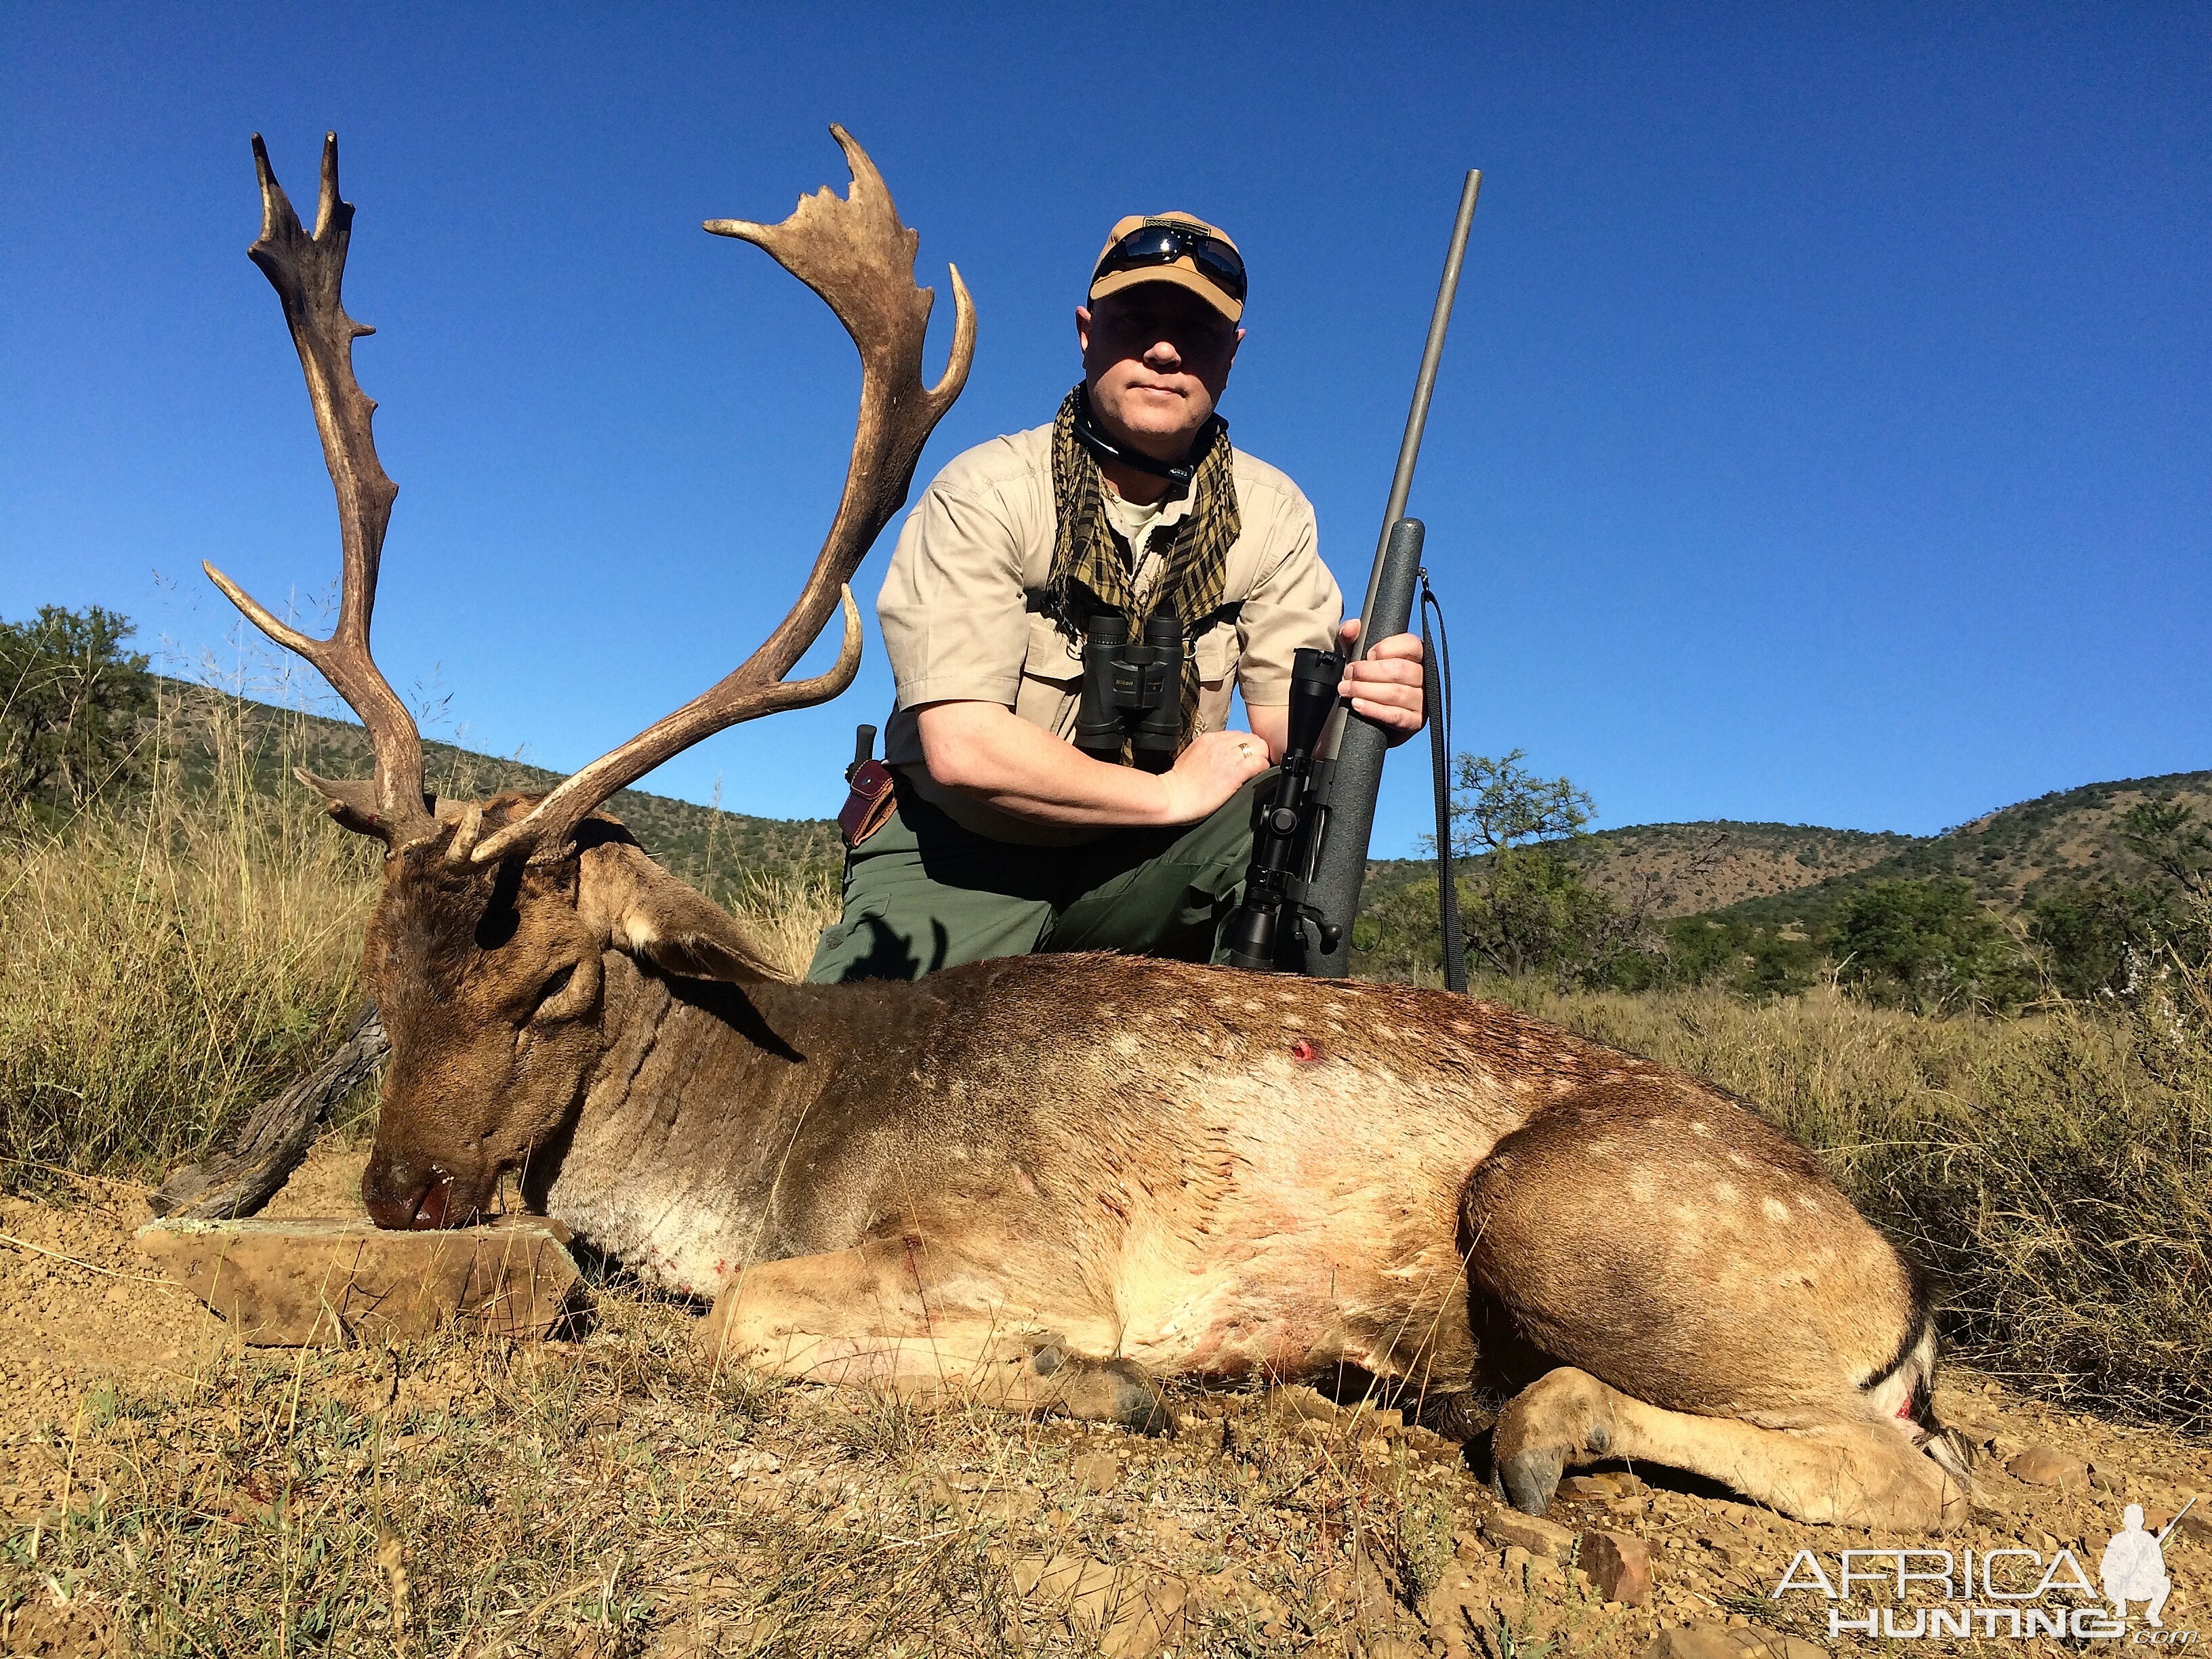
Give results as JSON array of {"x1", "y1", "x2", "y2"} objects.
[{"x1": 878, "y1": 423, "x2": 1342, "y2": 843}]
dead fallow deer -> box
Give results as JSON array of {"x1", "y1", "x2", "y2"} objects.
[{"x1": 210, "y1": 129, "x2": 1971, "y2": 1532}]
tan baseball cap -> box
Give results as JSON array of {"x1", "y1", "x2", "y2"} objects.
[{"x1": 1088, "y1": 211, "x2": 1246, "y2": 323}]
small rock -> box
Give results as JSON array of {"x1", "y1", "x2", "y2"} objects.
[
  {"x1": 1641, "y1": 1629, "x2": 1822, "y2": 1659},
  {"x1": 1579, "y1": 1530, "x2": 1652, "y2": 1605},
  {"x1": 1561, "y1": 1471, "x2": 1641, "y2": 1500},
  {"x1": 1642, "y1": 1628, "x2": 1723, "y2": 1659},
  {"x1": 1263, "y1": 1384, "x2": 1345, "y2": 1425},
  {"x1": 1100, "y1": 1575, "x2": 1187, "y2": 1658},
  {"x1": 2148, "y1": 1497, "x2": 2209, "y2": 1544},
  {"x1": 2006, "y1": 1441, "x2": 2091, "y2": 1490},
  {"x1": 1741, "y1": 1636, "x2": 1826, "y2": 1659},
  {"x1": 1351, "y1": 1404, "x2": 1406, "y2": 1439},
  {"x1": 1361, "y1": 1637, "x2": 1424, "y2": 1659},
  {"x1": 1484, "y1": 1509, "x2": 1577, "y2": 1559},
  {"x1": 1698, "y1": 1534, "x2": 1751, "y2": 1568},
  {"x1": 138, "y1": 1216, "x2": 583, "y2": 1345},
  {"x1": 1071, "y1": 1450, "x2": 1122, "y2": 1494}
]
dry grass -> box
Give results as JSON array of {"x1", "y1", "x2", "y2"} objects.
[
  {"x1": 0, "y1": 692, "x2": 376, "y2": 1189},
  {"x1": 727, "y1": 871, "x2": 841, "y2": 983},
  {"x1": 2, "y1": 1298, "x2": 1477, "y2": 1657}
]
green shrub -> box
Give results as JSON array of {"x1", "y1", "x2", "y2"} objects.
[
  {"x1": 1832, "y1": 876, "x2": 2033, "y2": 1015},
  {"x1": 0, "y1": 604, "x2": 152, "y2": 812}
]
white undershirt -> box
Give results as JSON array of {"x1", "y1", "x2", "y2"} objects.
[{"x1": 1101, "y1": 487, "x2": 1171, "y2": 602}]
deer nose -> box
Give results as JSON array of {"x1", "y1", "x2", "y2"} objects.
[{"x1": 362, "y1": 1154, "x2": 455, "y2": 1231}]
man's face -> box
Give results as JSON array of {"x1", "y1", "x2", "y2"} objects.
[{"x1": 1077, "y1": 285, "x2": 1243, "y2": 460}]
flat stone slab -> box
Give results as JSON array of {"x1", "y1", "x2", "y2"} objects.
[{"x1": 136, "y1": 1216, "x2": 584, "y2": 1346}]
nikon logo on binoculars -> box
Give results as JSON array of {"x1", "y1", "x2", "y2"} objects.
[{"x1": 1771, "y1": 1501, "x2": 2196, "y2": 1642}]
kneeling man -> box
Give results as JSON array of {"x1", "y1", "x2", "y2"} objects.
[{"x1": 808, "y1": 211, "x2": 1425, "y2": 983}]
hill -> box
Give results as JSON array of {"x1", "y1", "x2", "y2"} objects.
[
  {"x1": 167, "y1": 681, "x2": 2205, "y2": 936},
  {"x1": 1364, "y1": 771, "x2": 2212, "y2": 930},
  {"x1": 1712, "y1": 769, "x2": 2212, "y2": 928},
  {"x1": 163, "y1": 680, "x2": 841, "y2": 891},
  {"x1": 1364, "y1": 820, "x2": 1916, "y2": 920}
]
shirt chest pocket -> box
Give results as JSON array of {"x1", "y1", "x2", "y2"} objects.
[
  {"x1": 1021, "y1": 614, "x2": 1082, "y2": 689},
  {"x1": 1195, "y1": 621, "x2": 1239, "y2": 689}
]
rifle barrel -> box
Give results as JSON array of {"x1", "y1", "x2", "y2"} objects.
[{"x1": 1351, "y1": 168, "x2": 1481, "y2": 656}]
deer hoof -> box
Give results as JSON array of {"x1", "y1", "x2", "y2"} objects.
[
  {"x1": 1099, "y1": 1358, "x2": 1178, "y2": 1437},
  {"x1": 1495, "y1": 1447, "x2": 1565, "y2": 1516},
  {"x1": 1025, "y1": 1346, "x2": 1177, "y2": 1437}
]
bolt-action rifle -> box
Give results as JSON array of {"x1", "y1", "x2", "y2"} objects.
[{"x1": 1222, "y1": 169, "x2": 1480, "y2": 981}]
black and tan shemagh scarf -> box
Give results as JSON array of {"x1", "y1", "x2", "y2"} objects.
[{"x1": 1046, "y1": 384, "x2": 1240, "y2": 756}]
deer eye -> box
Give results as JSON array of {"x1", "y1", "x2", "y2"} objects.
[{"x1": 531, "y1": 961, "x2": 592, "y2": 1023}]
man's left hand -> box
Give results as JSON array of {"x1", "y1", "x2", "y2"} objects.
[{"x1": 1338, "y1": 619, "x2": 1425, "y2": 743}]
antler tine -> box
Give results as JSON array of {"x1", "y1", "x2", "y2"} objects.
[
  {"x1": 206, "y1": 133, "x2": 432, "y2": 848},
  {"x1": 475, "y1": 127, "x2": 975, "y2": 865}
]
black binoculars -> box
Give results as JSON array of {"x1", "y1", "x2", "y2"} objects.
[{"x1": 1073, "y1": 611, "x2": 1185, "y2": 773}]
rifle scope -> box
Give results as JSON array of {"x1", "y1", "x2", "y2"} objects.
[{"x1": 1221, "y1": 647, "x2": 1344, "y2": 971}]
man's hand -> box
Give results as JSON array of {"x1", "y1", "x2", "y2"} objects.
[
  {"x1": 1161, "y1": 729, "x2": 1274, "y2": 823},
  {"x1": 1338, "y1": 619, "x2": 1425, "y2": 743}
]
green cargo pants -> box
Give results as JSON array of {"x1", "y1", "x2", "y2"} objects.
[{"x1": 804, "y1": 772, "x2": 1267, "y2": 983}]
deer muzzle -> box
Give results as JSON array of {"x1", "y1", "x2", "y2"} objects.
[{"x1": 362, "y1": 1160, "x2": 470, "y2": 1231}]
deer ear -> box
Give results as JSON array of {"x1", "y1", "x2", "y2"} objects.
[
  {"x1": 294, "y1": 768, "x2": 390, "y2": 840},
  {"x1": 577, "y1": 838, "x2": 785, "y2": 983},
  {"x1": 295, "y1": 768, "x2": 443, "y2": 842}
]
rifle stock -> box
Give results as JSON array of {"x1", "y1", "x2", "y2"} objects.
[{"x1": 1303, "y1": 516, "x2": 1425, "y2": 976}]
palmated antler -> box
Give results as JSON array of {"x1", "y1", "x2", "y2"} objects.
[
  {"x1": 205, "y1": 134, "x2": 433, "y2": 849},
  {"x1": 473, "y1": 125, "x2": 975, "y2": 864}
]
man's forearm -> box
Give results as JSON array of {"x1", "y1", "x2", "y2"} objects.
[{"x1": 915, "y1": 701, "x2": 1183, "y2": 827}]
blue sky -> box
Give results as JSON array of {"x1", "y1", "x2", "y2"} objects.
[{"x1": 5, "y1": 4, "x2": 2207, "y2": 854}]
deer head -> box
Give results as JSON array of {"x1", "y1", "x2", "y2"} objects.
[{"x1": 210, "y1": 129, "x2": 972, "y2": 1227}]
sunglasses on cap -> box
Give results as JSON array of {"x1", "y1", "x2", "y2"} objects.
[{"x1": 1092, "y1": 222, "x2": 1248, "y2": 304}]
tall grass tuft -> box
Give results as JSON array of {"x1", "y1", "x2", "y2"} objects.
[
  {"x1": 1498, "y1": 965, "x2": 2212, "y2": 1431},
  {"x1": 0, "y1": 689, "x2": 375, "y2": 1189}
]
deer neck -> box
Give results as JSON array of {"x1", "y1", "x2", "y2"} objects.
[{"x1": 537, "y1": 954, "x2": 864, "y2": 1298}]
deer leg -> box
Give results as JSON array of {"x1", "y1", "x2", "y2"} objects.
[
  {"x1": 1492, "y1": 1366, "x2": 1966, "y2": 1530},
  {"x1": 702, "y1": 1242, "x2": 1174, "y2": 1435}
]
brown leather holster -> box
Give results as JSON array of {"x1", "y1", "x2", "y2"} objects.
[{"x1": 838, "y1": 759, "x2": 898, "y2": 848}]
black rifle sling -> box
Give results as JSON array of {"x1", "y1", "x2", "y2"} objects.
[{"x1": 1421, "y1": 571, "x2": 1467, "y2": 993}]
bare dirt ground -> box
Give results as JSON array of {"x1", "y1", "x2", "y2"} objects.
[{"x1": 1, "y1": 1136, "x2": 2206, "y2": 1657}]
